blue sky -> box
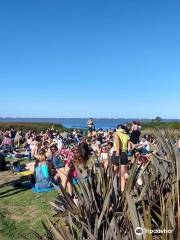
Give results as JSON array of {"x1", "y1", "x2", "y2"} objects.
[{"x1": 0, "y1": 0, "x2": 179, "y2": 118}]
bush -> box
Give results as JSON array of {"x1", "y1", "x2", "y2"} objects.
[
  {"x1": 142, "y1": 121, "x2": 180, "y2": 130},
  {"x1": 0, "y1": 122, "x2": 64, "y2": 133},
  {"x1": 35, "y1": 129, "x2": 179, "y2": 240}
]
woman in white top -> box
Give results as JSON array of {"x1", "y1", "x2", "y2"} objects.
[
  {"x1": 28, "y1": 136, "x2": 39, "y2": 159},
  {"x1": 100, "y1": 146, "x2": 108, "y2": 169}
]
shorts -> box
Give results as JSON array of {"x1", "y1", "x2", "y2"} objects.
[{"x1": 111, "y1": 151, "x2": 128, "y2": 166}]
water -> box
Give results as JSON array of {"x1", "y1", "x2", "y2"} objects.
[
  {"x1": 61, "y1": 119, "x2": 130, "y2": 129},
  {"x1": 0, "y1": 118, "x2": 126, "y2": 129},
  {"x1": 0, "y1": 118, "x2": 178, "y2": 130}
]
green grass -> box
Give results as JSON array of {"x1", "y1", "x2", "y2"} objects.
[
  {"x1": 142, "y1": 121, "x2": 180, "y2": 129},
  {"x1": 0, "y1": 159, "x2": 58, "y2": 240}
]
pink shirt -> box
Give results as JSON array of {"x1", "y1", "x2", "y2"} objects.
[{"x1": 60, "y1": 146, "x2": 77, "y2": 178}]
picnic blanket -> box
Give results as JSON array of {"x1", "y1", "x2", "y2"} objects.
[{"x1": 17, "y1": 170, "x2": 33, "y2": 176}]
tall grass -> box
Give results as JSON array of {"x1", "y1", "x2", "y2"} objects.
[
  {"x1": 35, "y1": 129, "x2": 179, "y2": 240},
  {"x1": 142, "y1": 122, "x2": 180, "y2": 130},
  {"x1": 0, "y1": 122, "x2": 64, "y2": 132}
]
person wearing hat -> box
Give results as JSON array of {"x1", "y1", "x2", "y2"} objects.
[{"x1": 111, "y1": 125, "x2": 129, "y2": 192}]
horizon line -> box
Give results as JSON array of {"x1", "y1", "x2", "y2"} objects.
[{"x1": 0, "y1": 117, "x2": 180, "y2": 120}]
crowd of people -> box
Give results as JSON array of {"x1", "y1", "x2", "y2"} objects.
[
  {"x1": 86, "y1": 120, "x2": 156, "y2": 191},
  {"x1": 0, "y1": 119, "x2": 175, "y2": 197}
]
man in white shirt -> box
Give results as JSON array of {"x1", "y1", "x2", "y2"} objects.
[
  {"x1": 53, "y1": 138, "x2": 63, "y2": 151},
  {"x1": 137, "y1": 136, "x2": 150, "y2": 154}
]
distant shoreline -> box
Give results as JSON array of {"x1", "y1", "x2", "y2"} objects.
[
  {"x1": 0, "y1": 119, "x2": 179, "y2": 130},
  {"x1": 0, "y1": 117, "x2": 179, "y2": 122}
]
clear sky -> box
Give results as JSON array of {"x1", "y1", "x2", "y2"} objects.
[{"x1": 0, "y1": 0, "x2": 179, "y2": 118}]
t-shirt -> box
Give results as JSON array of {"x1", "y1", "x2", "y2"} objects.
[
  {"x1": 113, "y1": 130, "x2": 129, "y2": 152},
  {"x1": 47, "y1": 155, "x2": 64, "y2": 169},
  {"x1": 59, "y1": 146, "x2": 77, "y2": 177},
  {"x1": 87, "y1": 120, "x2": 94, "y2": 127},
  {"x1": 35, "y1": 164, "x2": 50, "y2": 189},
  {"x1": 100, "y1": 153, "x2": 108, "y2": 161},
  {"x1": 91, "y1": 144, "x2": 99, "y2": 153},
  {"x1": 139, "y1": 140, "x2": 150, "y2": 151},
  {"x1": 3, "y1": 137, "x2": 12, "y2": 146},
  {"x1": 53, "y1": 139, "x2": 63, "y2": 151},
  {"x1": 109, "y1": 147, "x2": 114, "y2": 156}
]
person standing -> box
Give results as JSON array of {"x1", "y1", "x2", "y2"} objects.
[
  {"x1": 130, "y1": 121, "x2": 141, "y2": 144},
  {"x1": 87, "y1": 118, "x2": 94, "y2": 131},
  {"x1": 111, "y1": 125, "x2": 129, "y2": 192}
]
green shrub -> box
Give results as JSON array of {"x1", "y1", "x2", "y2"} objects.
[
  {"x1": 35, "y1": 129, "x2": 179, "y2": 240},
  {"x1": 142, "y1": 121, "x2": 180, "y2": 130},
  {"x1": 0, "y1": 122, "x2": 65, "y2": 133}
]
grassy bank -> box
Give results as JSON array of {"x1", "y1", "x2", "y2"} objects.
[
  {"x1": 0, "y1": 121, "x2": 179, "y2": 132},
  {"x1": 142, "y1": 121, "x2": 180, "y2": 129},
  {"x1": 0, "y1": 122, "x2": 65, "y2": 132}
]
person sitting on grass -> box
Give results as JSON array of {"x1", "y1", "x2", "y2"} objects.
[
  {"x1": 65, "y1": 142, "x2": 90, "y2": 194},
  {"x1": 135, "y1": 135, "x2": 150, "y2": 155},
  {"x1": 46, "y1": 144, "x2": 65, "y2": 184},
  {"x1": 34, "y1": 149, "x2": 51, "y2": 189},
  {"x1": 14, "y1": 131, "x2": 23, "y2": 148},
  {"x1": 50, "y1": 142, "x2": 90, "y2": 196},
  {"x1": 0, "y1": 131, "x2": 14, "y2": 152}
]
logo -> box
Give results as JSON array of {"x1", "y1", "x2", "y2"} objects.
[
  {"x1": 135, "y1": 227, "x2": 173, "y2": 235},
  {"x1": 135, "y1": 227, "x2": 144, "y2": 236}
]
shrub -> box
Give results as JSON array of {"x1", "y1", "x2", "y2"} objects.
[
  {"x1": 0, "y1": 122, "x2": 64, "y2": 133},
  {"x1": 34, "y1": 129, "x2": 179, "y2": 240}
]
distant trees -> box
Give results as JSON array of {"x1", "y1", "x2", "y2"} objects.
[
  {"x1": 142, "y1": 117, "x2": 180, "y2": 129},
  {"x1": 151, "y1": 116, "x2": 162, "y2": 124}
]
